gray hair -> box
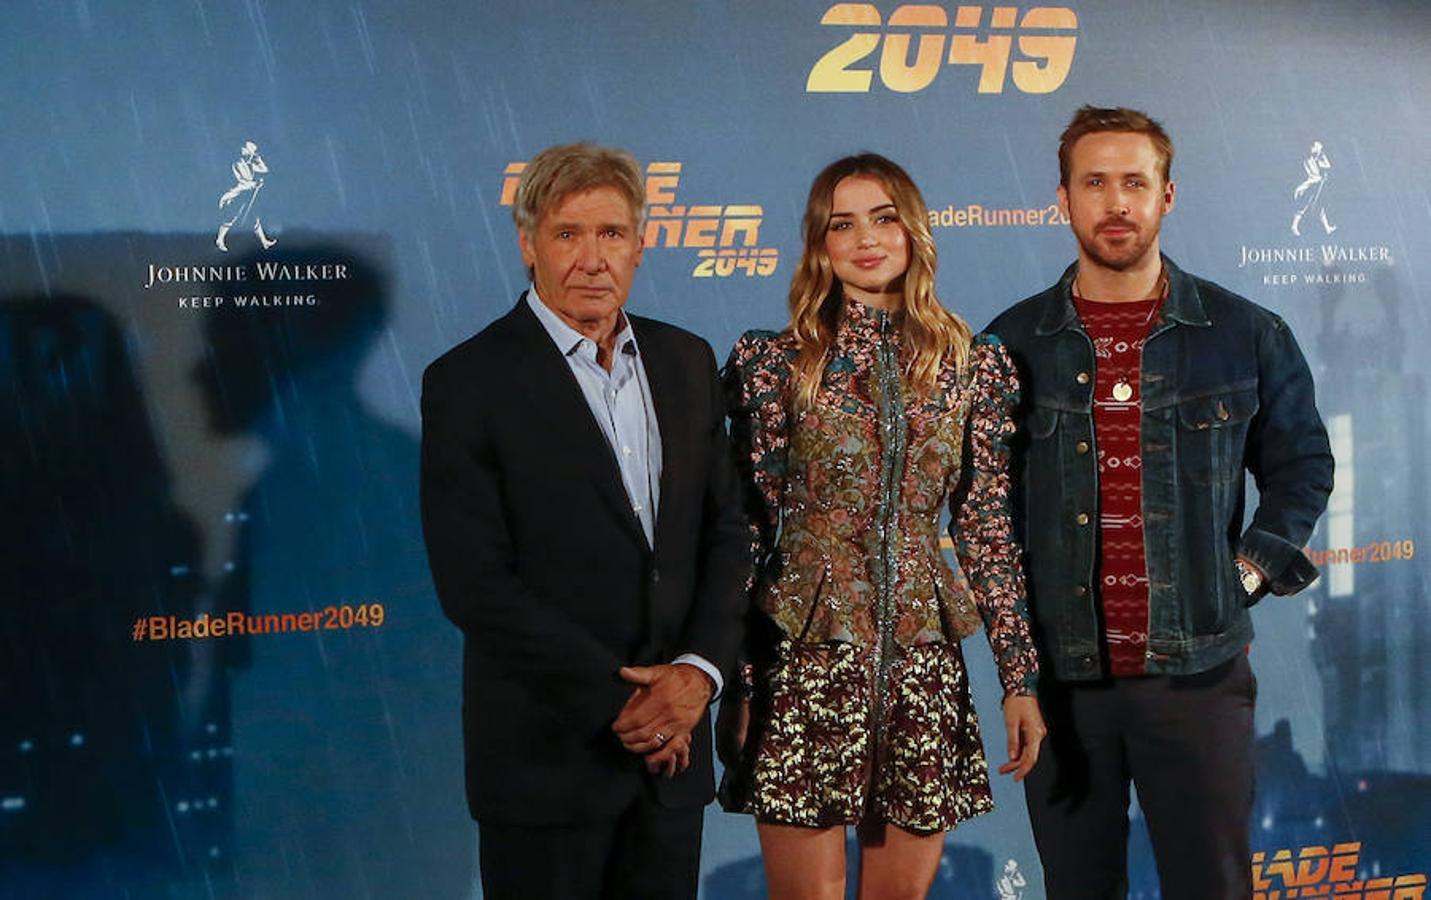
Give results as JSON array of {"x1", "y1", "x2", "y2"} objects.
[{"x1": 512, "y1": 142, "x2": 645, "y2": 234}]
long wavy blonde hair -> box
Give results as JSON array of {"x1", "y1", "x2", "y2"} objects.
[{"x1": 788, "y1": 154, "x2": 972, "y2": 408}]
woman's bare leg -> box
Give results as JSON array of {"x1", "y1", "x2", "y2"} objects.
[
  {"x1": 758, "y1": 822, "x2": 848, "y2": 900},
  {"x1": 856, "y1": 821, "x2": 945, "y2": 900}
]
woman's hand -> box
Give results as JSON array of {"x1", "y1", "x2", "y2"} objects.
[
  {"x1": 715, "y1": 695, "x2": 751, "y2": 767},
  {"x1": 997, "y1": 695, "x2": 1047, "y2": 782}
]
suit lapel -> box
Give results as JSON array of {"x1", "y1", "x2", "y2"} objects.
[
  {"x1": 631, "y1": 317, "x2": 685, "y2": 557},
  {"x1": 508, "y1": 297, "x2": 649, "y2": 549}
]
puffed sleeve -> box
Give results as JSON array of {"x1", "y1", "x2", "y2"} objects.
[
  {"x1": 721, "y1": 331, "x2": 791, "y2": 584},
  {"x1": 949, "y1": 335, "x2": 1039, "y2": 696}
]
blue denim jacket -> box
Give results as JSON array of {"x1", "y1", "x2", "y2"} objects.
[{"x1": 988, "y1": 256, "x2": 1334, "y2": 681}]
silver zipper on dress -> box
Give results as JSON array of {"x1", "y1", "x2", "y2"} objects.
[{"x1": 869, "y1": 311, "x2": 908, "y2": 788}]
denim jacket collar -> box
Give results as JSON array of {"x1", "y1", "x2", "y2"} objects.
[{"x1": 1035, "y1": 254, "x2": 1212, "y2": 336}]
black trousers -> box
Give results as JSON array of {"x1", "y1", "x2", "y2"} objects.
[
  {"x1": 1024, "y1": 653, "x2": 1256, "y2": 900},
  {"x1": 477, "y1": 789, "x2": 704, "y2": 900}
]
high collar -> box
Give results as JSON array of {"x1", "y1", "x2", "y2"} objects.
[
  {"x1": 1036, "y1": 254, "x2": 1211, "y2": 336},
  {"x1": 836, "y1": 293, "x2": 902, "y2": 349}
]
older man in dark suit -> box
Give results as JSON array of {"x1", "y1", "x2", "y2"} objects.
[{"x1": 420, "y1": 142, "x2": 749, "y2": 900}]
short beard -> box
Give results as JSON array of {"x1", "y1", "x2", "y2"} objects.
[{"x1": 1077, "y1": 223, "x2": 1161, "y2": 272}]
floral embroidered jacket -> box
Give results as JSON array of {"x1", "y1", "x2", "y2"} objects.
[{"x1": 724, "y1": 299, "x2": 1038, "y2": 695}]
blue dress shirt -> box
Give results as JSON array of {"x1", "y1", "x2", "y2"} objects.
[{"x1": 526, "y1": 290, "x2": 722, "y2": 697}]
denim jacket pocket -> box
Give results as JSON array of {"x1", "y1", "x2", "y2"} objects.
[
  {"x1": 1021, "y1": 403, "x2": 1062, "y2": 500},
  {"x1": 1175, "y1": 386, "x2": 1259, "y2": 484},
  {"x1": 1026, "y1": 403, "x2": 1060, "y2": 440}
]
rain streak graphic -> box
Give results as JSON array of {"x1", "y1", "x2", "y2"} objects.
[{"x1": 1, "y1": 1, "x2": 1429, "y2": 898}]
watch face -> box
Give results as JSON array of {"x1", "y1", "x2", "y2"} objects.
[{"x1": 1241, "y1": 569, "x2": 1262, "y2": 594}]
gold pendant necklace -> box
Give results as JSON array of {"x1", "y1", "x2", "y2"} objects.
[{"x1": 1075, "y1": 268, "x2": 1167, "y2": 405}]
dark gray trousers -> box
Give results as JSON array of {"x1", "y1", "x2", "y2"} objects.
[
  {"x1": 1024, "y1": 653, "x2": 1256, "y2": 900},
  {"x1": 477, "y1": 790, "x2": 704, "y2": 900}
]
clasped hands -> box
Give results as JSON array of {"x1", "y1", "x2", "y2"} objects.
[{"x1": 612, "y1": 664, "x2": 712, "y2": 778}]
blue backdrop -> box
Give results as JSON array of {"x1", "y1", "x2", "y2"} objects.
[{"x1": 2, "y1": 1, "x2": 1427, "y2": 897}]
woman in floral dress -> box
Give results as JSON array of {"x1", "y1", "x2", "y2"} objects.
[{"x1": 719, "y1": 154, "x2": 1045, "y2": 899}]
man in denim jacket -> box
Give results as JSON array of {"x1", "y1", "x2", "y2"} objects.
[{"x1": 988, "y1": 106, "x2": 1334, "y2": 900}]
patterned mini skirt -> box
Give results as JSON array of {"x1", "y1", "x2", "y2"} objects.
[{"x1": 719, "y1": 638, "x2": 994, "y2": 834}]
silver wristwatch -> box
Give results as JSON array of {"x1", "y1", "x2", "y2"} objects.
[{"x1": 1234, "y1": 558, "x2": 1264, "y2": 597}]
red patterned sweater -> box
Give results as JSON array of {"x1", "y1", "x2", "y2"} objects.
[{"x1": 1073, "y1": 294, "x2": 1162, "y2": 677}]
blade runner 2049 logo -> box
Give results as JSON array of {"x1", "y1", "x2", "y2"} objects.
[
  {"x1": 500, "y1": 161, "x2": 780, "y2": 280},
  {"x1": 1252, "y1": 841, "x2": 1425, "y2": 900},
  {"x1": 805, "y1": 4, "x2": 1078, "y2": 95},
  {"x1": 1236, "y1": 139, "x2": 1394, "y2": 288},
  {"x1": 143, "y1": 139, "x2": 353, "y2": 311}
]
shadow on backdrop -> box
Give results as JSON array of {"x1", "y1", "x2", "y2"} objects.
[
  {"x1": 194, "y1": 244, "x2": 471, "y2": 899},
  {"x1": 0, "y1": 297, "x2": 211, "y2": 898}
]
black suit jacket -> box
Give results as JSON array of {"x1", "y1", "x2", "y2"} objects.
[{"x1": 420, "y1": 296, "x2": 750, "y2": 825}]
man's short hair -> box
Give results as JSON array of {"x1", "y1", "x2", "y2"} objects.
[
  {"x1": 1058, "y1": 105, "x2": 1174, "y2": 187},
  {"x1": 512, "y1": 143, "x2": 645, "y2": 234}
]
